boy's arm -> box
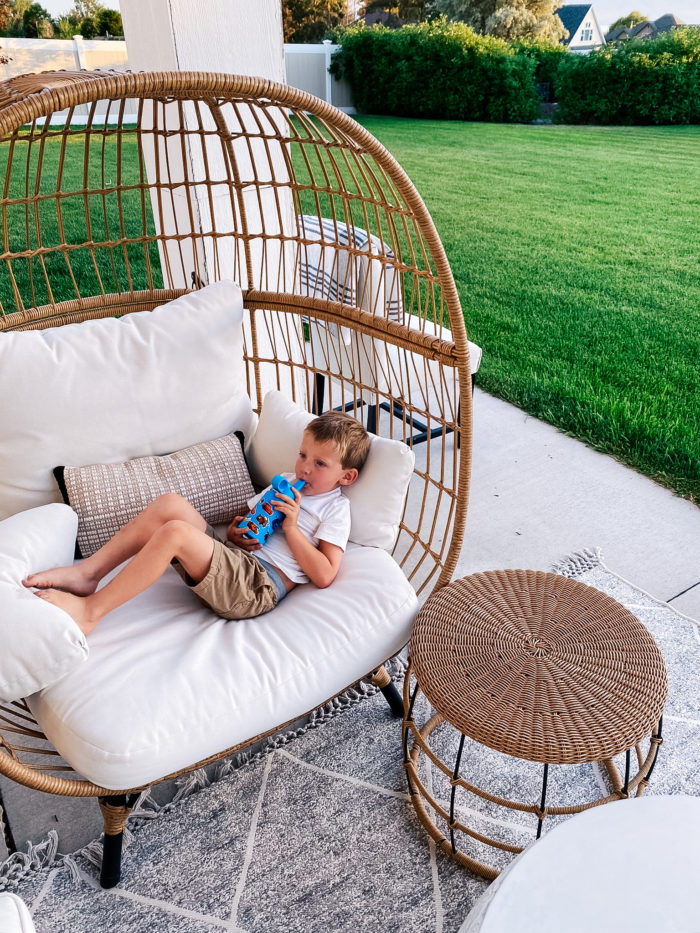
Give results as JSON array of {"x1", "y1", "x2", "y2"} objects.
[
  {"x1": 275, "y1": 489, "x2": 344, "y2": 588},
  {"x1": 285, "y1": 529, "x2": 343, "y2": 588}
]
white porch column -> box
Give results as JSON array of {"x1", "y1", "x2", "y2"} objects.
[
  {"x1": 118, "y1": 0, "x2": 290, "y2": 292},
  {"x1": 119, "y1": 0, "x2": 299, "y2": 403},
  {"x1": 119, "y1": 0, "x2": 285, "y2": 82}
]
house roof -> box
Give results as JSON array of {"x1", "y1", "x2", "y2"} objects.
[
  {"x1": 556, "y1": 4, "x2": 593, "y2": 39},
  {"x1": 606, "y1": 26, "x2": 630, "y2": 39},
  {"x1": 653, "y1": 13, "x2": 685, "y2": 30},
  {"x1": 605, "y1": 13, "x2": 686, "y2": 41}
]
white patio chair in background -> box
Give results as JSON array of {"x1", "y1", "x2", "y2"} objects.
[{"x1": 297, "y1": 214, "x2": 481, "y2": 444}]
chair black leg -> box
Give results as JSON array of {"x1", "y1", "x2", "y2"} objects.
[
  {"x1": 370, "y1": 666, "x2": 404, "y2": 717},
  {"x1": 366, "y1": 403, "x2": 378, "y2": 435},
  {"x1": 99, "y1": 794, "x2": 137, "y2": 888}
]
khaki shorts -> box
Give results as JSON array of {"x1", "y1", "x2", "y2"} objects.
[{"x1": 173, "y1": 525, "x2": 279, "y2": 620}]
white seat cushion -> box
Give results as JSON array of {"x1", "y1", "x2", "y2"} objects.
[{"x1": 27, "y1": 545, "x2": 417, "y2": 790}]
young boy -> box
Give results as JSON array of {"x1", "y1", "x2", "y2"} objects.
[{"x1": 23, "y1": 411, "x2": 370, "y2": 636}]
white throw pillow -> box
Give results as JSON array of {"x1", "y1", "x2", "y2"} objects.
[
  {"x1": 246, "y1": 391, "x2": 414, "y2": 550},
  {"x1": 0, "y1": 504, "x2": 88, "y2": 702},
  {"x1": 245, "y1": 389, "x2": 314, "y2": 488},
  {"x1": 0, "y1": 281, "x2": 254, "y2": 520}
]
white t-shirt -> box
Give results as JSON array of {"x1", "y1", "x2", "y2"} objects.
[{"x1": 250, "y1": 473, "x2": 351, "y2": 584}]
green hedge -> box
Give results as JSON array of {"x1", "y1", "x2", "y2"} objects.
[
  {"x1": 510, "y1": 38, "x2": 570, "y2": 88},
  {"x1": 555, "y1": 28, "x2": 700, "y2": 124},
  {"x1": 330, "y1": 20, "x2": 539, "y2": 123}
]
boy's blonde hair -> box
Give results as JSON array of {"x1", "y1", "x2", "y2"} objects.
[{"x1": 305, "y1": 411, "x2": 371, "y2": 472}]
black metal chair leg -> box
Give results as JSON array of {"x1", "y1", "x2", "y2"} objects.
[
  {"x1": 366, "y1": 403, "x2": 378, "y2": 435},
  {"x1": 100, "y1": 828, "x2": 124, "y2": 889},
  {"x1": 370, "y1": 665, "x2": 404, "y2": 717},
  {"x1": 99, "y1": 794, "x2": 137, "y2": 889},
  {"x1": 313, "y1": 372, "x2": 325, "y2": 415}
]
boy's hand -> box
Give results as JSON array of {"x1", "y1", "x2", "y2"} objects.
[
  {"x1": 226, "y1": 517, "x2": 262, "y2": 551},
  {"x1": 274, "y1": 487, "x2": 302, "y2": 532}
]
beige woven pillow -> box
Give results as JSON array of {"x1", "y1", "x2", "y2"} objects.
[{"x1": 55, "y1": 433, "x2": 254, "y2": 558}]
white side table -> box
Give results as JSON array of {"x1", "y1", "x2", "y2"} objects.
[{"x1": 460, "y1": 795, "x2": 700, "y2": 933}]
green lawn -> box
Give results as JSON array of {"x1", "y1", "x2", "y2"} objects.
[
  {"x1": 352, "y1": 117, "x2": 700, "y2": 503},
  {"x1": 2, "y1": 121, "x2": 698, "y2": 502},
  {"x1": 0, "y1": 130, "x2": 162, "y2": 310}
]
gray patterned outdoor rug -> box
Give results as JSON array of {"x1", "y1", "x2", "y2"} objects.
[{"x1": 2, "y1": 550, "x2": 699, "y2": 933}]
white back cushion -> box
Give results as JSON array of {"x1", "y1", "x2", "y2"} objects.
[
  {"x1": 246, "y1": 390, "x2": 414, "y2": 550},
  {"x1": 0, "y1": 282, "x2": 253, "y2": 519},
  {"x1": 0, "y1": 504, "x2": 88, "y2": 701}
]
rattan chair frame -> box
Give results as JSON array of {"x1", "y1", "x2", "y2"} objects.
[{"x1": 0, "y1": 70, "x2": 473, "y2": 884}]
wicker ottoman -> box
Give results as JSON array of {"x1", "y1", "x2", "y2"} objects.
[{"x1": 403, "y1": 570, "x2": 668, "y2": 879}]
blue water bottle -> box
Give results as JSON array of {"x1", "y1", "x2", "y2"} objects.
[{"x1": 238, "y1": 474, "x2": 306, "y2": 545}]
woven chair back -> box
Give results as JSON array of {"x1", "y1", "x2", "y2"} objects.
[{"x1": 0, "y1": 70, "x2": 473, "y2": 597}]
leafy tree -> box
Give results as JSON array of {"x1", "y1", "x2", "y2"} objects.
[
  {"x1": 397, "y1": 0, "x2": 432, "y2": 19},
  {"x1": 609, "y1": 10, "x2": 645, "y2": 30},
  {"x1": 283, "y1": 0, "x2": 347, "y2": 42},
  {"x1": 97, "y1": 7, "x2": 122, "y2": 35},
  {"x1": 79, "y1": 14, "x2": 97, "y2": 37},
  {"x1": 69, "y1": 0, "x2": 103, "y2": 19},
  {"x1": 436, "y1": 0, "x2": 496, "y2": 32},
  {"x1": 4, "y1": 0, "x2": 27, "y2": 34},
  {"x1": 23, "y1": 2, "x2": 53, "y2": 37},
  {"x1": 487, "y1": 1, "x2": 565, "y2": 41},
  {"x1": 360, "y1": 1, "x2": 437, "y2": 20},
  {"x1": 435, "y1": 0, "x2": 565, "y2": 41},
  {"x1": 0, "y1": 0, "x2": 13, "y2": 32},
  {"x1": 54, "y1": 13, "x2": 81, "y2": 37}
]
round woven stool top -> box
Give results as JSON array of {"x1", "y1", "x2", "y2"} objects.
[{"x1": 410, "y1": 570, "x2": 668, "y2": 764}]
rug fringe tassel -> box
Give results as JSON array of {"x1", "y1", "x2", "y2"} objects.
[
  {"x1": 551, "y1": 547, "x2": 602, "y2": 578},
  {"x1": 0, "y1": 830, "x2": 59, "y2": 891}
]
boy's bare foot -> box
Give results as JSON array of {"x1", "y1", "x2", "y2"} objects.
[
  {"x1": 34, "y1": 589, "x2": 99, "y2": 637},
  {"x1": 23, "y1": 565, "x2": 99, "y2": 597}
]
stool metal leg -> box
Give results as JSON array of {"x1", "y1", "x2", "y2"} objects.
[
  {"x1": 403, "y1": 679, "x2": 421, "y2": 795},
  {"x1": 450, "y1": 734, "x2": 466, "y2": 854},
  {"x1": 623, "y1": 749, "x2": 631, "y2": 796},
  {"x1": 536, "y1": 763, "x2": 549, "y2": 839}
]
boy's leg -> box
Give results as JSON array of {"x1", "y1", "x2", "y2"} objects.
[
  {"x1": 36, "y1": 520, "x2": 215, "y2": 636},
  {"x1": 24, "y1": 494, "x2": 207, "y2": 594}
]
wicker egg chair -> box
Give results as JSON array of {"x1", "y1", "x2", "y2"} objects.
[{"x1": 0, "y1": 71, "x2": 473, "y2": 884}]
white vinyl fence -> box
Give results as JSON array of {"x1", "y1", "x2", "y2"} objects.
[
  {"x1": 284, "y1": 41, "x2": 354, "y2": 112},
  {"x1": 0, "y1": 37, "x2": 354, "y2": 124},
  {"x1": 0, "y1": 36, "x2": 132, "y2": 123}
]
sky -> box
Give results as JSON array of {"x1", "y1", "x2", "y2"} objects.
[
  {"x1": 37, "y1": 0, "x2": 700, "y2": 32},
  {"x1": 40, "y1": 0, "x2": 121, "y2": 16},
  {"x1": 576, "y1": 0, "x2": 700, "y2": 29}
]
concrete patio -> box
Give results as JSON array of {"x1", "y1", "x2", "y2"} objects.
[{"x1": 459, "y1": 388, "x2": 699, "y2": 621}]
